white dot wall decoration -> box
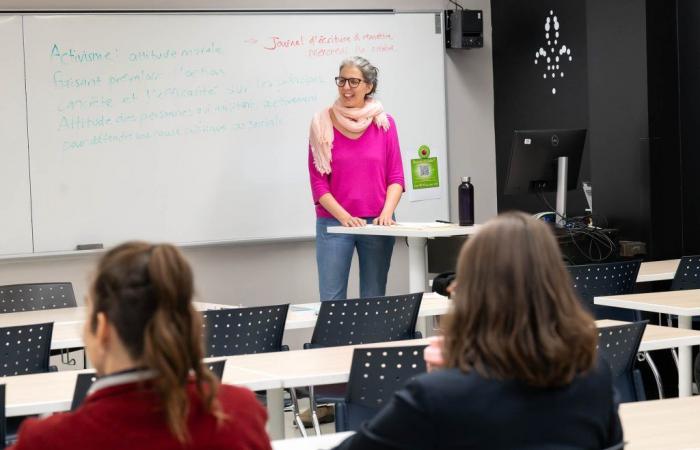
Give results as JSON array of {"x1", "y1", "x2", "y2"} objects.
[{"x1": 533, "y1": 9, "x2": 574, "y2": 95}]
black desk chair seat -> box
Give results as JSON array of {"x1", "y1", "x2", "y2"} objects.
[
  {"x1": 298, "y1": 293, "x2": 423, "y2": 436},
  {"x1": 335, "y1": 344, "x2": 427, "y2": 432},
  {"x1": 597, "y1": 321, "x2": 648, "y2": 403}
]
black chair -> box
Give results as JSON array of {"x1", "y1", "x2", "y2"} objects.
[
  {"x1": 670, "y1": 255, "x2": 700, "y2": 291},
  {"x1": 0, "y1": 282, "x2": 80, "y2": 368},
  {"x1": 597, "y1": 321, "x2": 648, "y2": 403},
  {"x1": 299, "y1": 293, "x2": 423, "y2": 435},
  {"x1": 0, "y1": 322, "x2": 53, "y2": 377},
  {"x1": 201, "y1": 304, "x2": 300, "y2": 432},
  {"x1": 306, "y1": 293, "x2": 423, "y2": 349},
  {"x1": 206, "y1": 359, "x2": 226, "y2": 380},
  {"x1": 201, "y1": 304, "x2": 289, "y2": 357},
  {"x1": 568, "y1": 260, "x2": 642, "y2": 321},
  {"x1": 335, "y1": 345, "x2": 427, "y2": 432},
  {"x1": 0, "y1": 283, "x2": 76, "y2": 313},
  {"x1": 71, "y1": 372, "x2": 98, "y2": 410},
  {"x1": 569, "y1": 261, "x2": 665, "y2": 398}
]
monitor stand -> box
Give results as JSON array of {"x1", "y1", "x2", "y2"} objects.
[{"x1": 555, "y1": 156, "x2": 568, "y2": 228}]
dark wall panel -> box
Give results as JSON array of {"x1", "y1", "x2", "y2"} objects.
[
  {"x1": 646, "y1": 0, "x2": 682, "y2": 258},
  {"x1": 492, "y1": 0, "x2": 590, "y2": 215},
  {"x1": 678, "y1": 0, "x2": 700, "y2": 253},
  {"x1": 586, "y1": 0, "x2": 650, "y2": 241}
]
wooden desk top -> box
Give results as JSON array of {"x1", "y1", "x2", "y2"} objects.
[
  {"x1": 271, "y1": 396, "x2": 700, "y2": 450},
  {"x1": 598, "y1": 320, "x2": 700, "y2": 351},
  {"x1": 327, "y1": 224, "x2": 479, "y2": 238},
  {"x1": 595, "y1": 290, "x2": 700, "y2": 316},
  {"x1": 0, "y1": 364, "x2": 281, "y2": 417},
  {"x1": 2, "y1": 363, "x2": 280, "y2": 417},
  {"x1": 225, "y1": 322, "x2": 700, "y2": 389},
  {"x1": 637, "y1": 259, "x2": 679, "y2": 283},
  {"x1": 620, "y1": 396, "x2": 700, "y2": 449},
  {"x1": 2, "y1": 321, "x2": 698, "y2": 418}
]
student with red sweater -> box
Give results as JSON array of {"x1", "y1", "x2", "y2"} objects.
[{"x1": 9, "y1": 242, "x2": 271, "y2": 450}]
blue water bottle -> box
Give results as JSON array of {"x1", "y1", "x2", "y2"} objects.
[{"x1": 458, "y1": 177, "x2": 474, "y2": 226}]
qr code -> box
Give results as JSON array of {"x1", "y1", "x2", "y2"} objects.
[{"x1": 419, "y1": 164, "x2": 430, "y2": 176}]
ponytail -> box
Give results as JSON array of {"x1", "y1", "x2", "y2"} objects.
[{"x1": 90, "y1": 242, "x2": 225, "y2": 443}]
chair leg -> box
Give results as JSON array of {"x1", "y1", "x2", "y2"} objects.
[
  {"x1": 60, "y1": 348, "x2": 77, "y2": 366},
  {"x1": 664, "y1": 314, "x2": 680, "y2": 370},
  {"x1": 308, "y1": 385, "x2": 322, "y2": 436},
  {"x1": 287, "y1": 388, "x2": 307, "y2": 438},
  {"x1": 641, "y1": 352, "x2": 664, "y2": 399}
]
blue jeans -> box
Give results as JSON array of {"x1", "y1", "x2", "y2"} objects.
[{"x1": 316, "y1": 217, "x2": 395, "y2": 301}]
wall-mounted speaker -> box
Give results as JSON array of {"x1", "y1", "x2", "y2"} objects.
[{"x1": 445, "y1": 9, "x2": 483, "y2": 49}]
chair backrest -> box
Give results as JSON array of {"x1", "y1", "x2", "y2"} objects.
[
  {"x1": 71, "y1": 372, "x2": 98, "y2": 410},
  {"x1": 309, "y1": 293, "x2": 423, "y2": 349},
  {"x1": 568, "y1": 260, "x2": 641, "y2": 320},
  {"x1": 597, "y1": 321, "x2": 647, "y2": 402},
  {"x1": 346, "y1": 344, "x2": 427, "y2": 407},
  {"x1": 201, "y1": 304, "x2": 289, "y2": 357},
  {"x1": 0, "y1": 283, "x2": 77, "y2": 313},
  {"x1": 206, "y1": 359, "x2": 226, "y2": 380},
  {"x1": 670, "y1": 255, "x2": 700, "y2": 291},
  {"x1": 0, "y1": 322, "x2": 53, "y2": 376}
]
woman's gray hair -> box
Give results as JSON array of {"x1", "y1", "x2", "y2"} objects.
[{"x1": 340, "y1": 56, "x2": 378, "y2": 97}]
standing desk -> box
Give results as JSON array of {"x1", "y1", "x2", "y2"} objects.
[
  {"x1": 326, "y1": 224, "x2": 479, "y2": 294},
  {"x1": 271, "y1": 396, "x2": 700, "y2": 449},
  {"x1": 595, "y1": 289, "x2": 700, "y2": 396}
]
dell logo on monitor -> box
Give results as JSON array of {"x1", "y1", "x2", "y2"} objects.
[{"x1": 551, "y1": 134, "x2": 560, "y2": 146}]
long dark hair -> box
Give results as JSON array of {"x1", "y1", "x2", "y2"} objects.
[
  {"x1": 89, "y1": 241, "x2": 224, "y2": 442},
  {"x1": 442, "y1": 212, "x2": 597, "y2": 387}
]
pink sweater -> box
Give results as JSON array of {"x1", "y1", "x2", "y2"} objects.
[{"x1": 308, "y1": 115, "x2": 405, "y2": 218}]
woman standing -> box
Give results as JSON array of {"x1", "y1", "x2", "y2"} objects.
[
  {"x1": 334, "y1": 212, "x2": 623, "y2": 449},
  {"x1": 10, "y1": 242, "x2": 271, "y2": 450},
  {"x1": 308, "y1": 56, "x2": 405, "y2": 301}
]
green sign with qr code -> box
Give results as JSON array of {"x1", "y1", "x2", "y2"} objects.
[{"x1": 411, "y1": 145, "x2": 439, "y2": 189}]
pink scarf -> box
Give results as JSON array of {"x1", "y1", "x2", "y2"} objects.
[{"x1": 309, "y1": 98, "x2": 390, "y2": 175}]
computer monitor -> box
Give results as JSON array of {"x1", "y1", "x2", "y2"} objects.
[{"x1": 504, "y1": 128, "x2": 587, "y2": 225}]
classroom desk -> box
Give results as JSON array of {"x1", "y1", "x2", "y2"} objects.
[
  {"x1": 637, "y1": 259, "x2": 680, "y2": 283},
  {"x1": 227, "y1": 321, "x2": 700, "y2": 439},
  {"x1": 327, "y1": 224, "x2": 479, "y2": 294},
  {"x1": 271, "y1": 396, "x2": 700, "y2": 449},
  {"x1": 3, "y1": 293, "x2": 452, "y2": 351},
  {"x1": 2, "y1": 363, "x2": 280, "y2": 418},
  {"x1": 1, "y1": 321, "x2": 697, "y2": 440},
  {"x1": 619, "y1": 395, "x2": 700, "y2": 449},
  {"x1": 595, "y1": 289, "x2": 700, "y2": 397}
]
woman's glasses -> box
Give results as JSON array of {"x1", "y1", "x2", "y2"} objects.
[{"x1": 334, "y1": 77, "x2": 364, "y2": 88}]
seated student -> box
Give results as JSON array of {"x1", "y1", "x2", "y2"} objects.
[
  {"x1": 10, "y1": 242, "x2": 271, "y2": 450},
  {"x1": 334, "y1": 212, "x2": 623, "y2": 450}
]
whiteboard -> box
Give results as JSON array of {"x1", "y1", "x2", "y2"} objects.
[
  {"x1": 18, "y1": 12, "x2": 448, "y2": 253},
  {"x1": 0, "y1": 16, "x2": 33, "y2": 255}
]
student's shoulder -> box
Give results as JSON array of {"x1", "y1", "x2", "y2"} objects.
[
  {"x1": 10, "y1": 412, "x2": 83, "y2": 450},
  {"x1": 408, "y1": 367, "x2": 487, "y2": 398}
]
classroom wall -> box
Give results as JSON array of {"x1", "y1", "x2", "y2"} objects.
[{"x1": 0, "y1": 0, "x2": 497, "y2": 338}]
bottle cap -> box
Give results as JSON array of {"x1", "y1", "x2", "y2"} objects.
[{"x1": 461, "y1": 176, "x2": 471, "y2": 183}]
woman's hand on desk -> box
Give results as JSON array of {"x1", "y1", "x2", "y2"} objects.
[
  {"x1": 372, "y1": 212, "x2": 396, "y2": 226},
  {"x1": 340, "y1": 215, "x2": 367, "y2": 227}
]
